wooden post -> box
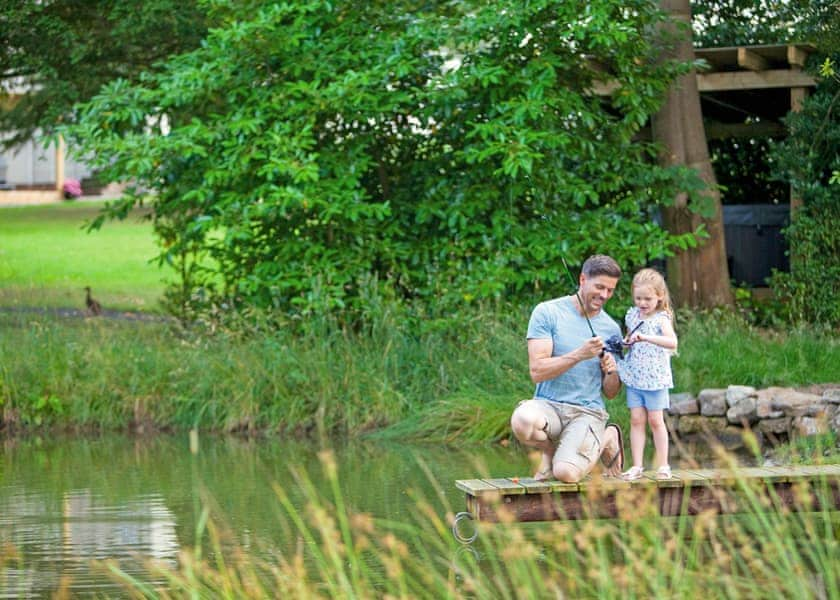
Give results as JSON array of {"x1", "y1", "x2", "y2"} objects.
[
  {"x1": 55, "y1": 135, "x2": 65, "y2": 197},
  {"x1": 789, "y1": 87, "x2": 808, "y2": 213}
]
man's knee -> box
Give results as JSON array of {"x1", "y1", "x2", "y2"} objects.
[
  {"x1": 553, "y1": 463, "x2": 582, "y2": 483},
  {"x1": 510, "y1": 403, "x2": 546, "y2": 441}
]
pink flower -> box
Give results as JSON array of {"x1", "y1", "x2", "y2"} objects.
[{"x1": 63, "y1": 178, "x2": 82, "y2": 198}]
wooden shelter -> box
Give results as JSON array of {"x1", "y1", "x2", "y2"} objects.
[{"x1": 695, "y1": 44, "x2": 815, "y2": 151}]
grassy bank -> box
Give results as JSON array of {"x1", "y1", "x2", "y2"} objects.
[
  {"x1": 0, "y1": 201, "x2": 166, "y2": 311},
  {"x1": 1, "y1": 201, "x2": 838, "y2": 440},
  {"x1": 0, "y1": 306, "x2": 837, "y2": 440}
]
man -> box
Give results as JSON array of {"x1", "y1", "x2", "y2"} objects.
[{"x1": 510, "y1": 254, "x2": 625, "y2": 482}]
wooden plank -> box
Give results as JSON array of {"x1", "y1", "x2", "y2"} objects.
[
  {"x1": 772, "y1": 464, "x2": 840, "y2": 480},
  {"x1": 455, "y1": 479, "x2": 499, "y2": 495},
  {"x1": 515, "y1": 477, "x2": 554, "y2": 494},
  {"x1": 583, "y1": 477, "x2": 634, "y2": 492},
  {"x1": 796, "y1": 464, "x2": 840, "y2": 477},
  {"x1": 670, "y1": 469, "x2": 714, "y2": 486},
  {"x1": 651, "y1": 471, "x2": 686, "y2": 489},
  {"x1": 735, "y1": 467, "x2": 792, "y2": 483},
  {"x1": 684, "y1": 468, "x2": 740, "y2": 483},
  {"x1": 546, "y1": 480, "x2": 580, "y2": 493},
  {"x1": 482, "y1": 478, "x2": 527, "y2": 495},
  {"x1": 698, "y1": 69, "x2": 816, "y2": 92}
]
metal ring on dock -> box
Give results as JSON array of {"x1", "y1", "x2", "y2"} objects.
[{"x1": 452, "y1": 511, "x2": 478, "y2": 544}]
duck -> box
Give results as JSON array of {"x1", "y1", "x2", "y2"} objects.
[{"x1": 84, "y1": 286, "x2": 102, "y2": 316}]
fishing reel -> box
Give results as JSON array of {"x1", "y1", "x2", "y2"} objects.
[
  {"x1": 603, "y1": 321, "x2": 643, "y2": 360},
  {"x1": 603, "y1": 334, "x2": 630, "y2": 359}
]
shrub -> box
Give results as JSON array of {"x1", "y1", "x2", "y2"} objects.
[{"x1": 62, "y1": 178, "x2": 82, "y2": 199}]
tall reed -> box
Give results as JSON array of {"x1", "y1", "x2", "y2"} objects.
[
  {"x1": 1, "y1": 307, "x2": 837, "y2": 440},
  {"x1": 91, "y1": 451, "x2": 840, "y2": 599}
]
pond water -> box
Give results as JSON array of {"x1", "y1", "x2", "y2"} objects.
[{"x1": 0, "y1": 433, "x2": 533, "y2": 597}]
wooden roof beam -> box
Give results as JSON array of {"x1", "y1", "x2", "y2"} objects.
[
  {"x1": 738, "y1": 47, "x2": 770, "y2": 71},
  {"x1": 787, "y1": 45, "x2": 809, "y2": 68},
  {"x1": 698, "y1": 69, "x2": 815, "y2": 92}
]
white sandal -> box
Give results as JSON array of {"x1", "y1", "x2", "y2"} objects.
[
  {"x1": 621, "y1": 466, "x2": 644, "y2": 481},
  {"x1": 656, "y1": 465, "x2": 672, "y2": 480}
]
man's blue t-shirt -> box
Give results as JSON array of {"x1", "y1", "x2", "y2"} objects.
[{"x1": 526, "y1": 296, "x2": 621, "y2": 410}]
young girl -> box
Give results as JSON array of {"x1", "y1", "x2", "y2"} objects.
[{"x1": 618, "y1": 268, "x2": 678, "y2": 480}]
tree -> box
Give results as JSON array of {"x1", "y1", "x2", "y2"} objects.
[
  {"x1": 0, "y1": 0, "x2": 208, "y2": 149},
  {"x1": 65, "y1": 0, "x2": 706, "y2": 322},
  {"x1": 652, "y1": 0, "x2": 733, "y2": 308}
]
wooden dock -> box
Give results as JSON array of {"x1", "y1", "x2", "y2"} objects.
[{"x1": 454, "y1": 465, "x2": 840, "y2": 530}]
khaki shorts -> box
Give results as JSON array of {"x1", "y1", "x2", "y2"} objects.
[{"x1": 517, "y1": 399, "x2": 608, "y2": 475}]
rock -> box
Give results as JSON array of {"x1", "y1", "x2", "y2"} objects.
[
  {"x1": 756, "y1": 417, "x2": 790, "y2": 435},
  {"x1": 726, "y1": 385, "x2": 756, "y2": 407},
  {"x1": 727, "y1": 395, "x2": 758, "y2": 425},
  {"x1": 803, "y1": 403, "x2": 830, "y2": 418},
  {"x1": 699, "y1": 389, "x2": 727, "y2": 417},
  {"x1": 678, "y1": 415, "x2": 727, "y2": 435},
  {"x1": 822, "y1": 388, "x2": 840, "y2": 404},
  {"x1": 792, "y1": 416, "x2": 827, "y2": 437},
  {"x1": 718, "y1": 426, "x2": 747, "y2": 450},
  {"x1": 770, "y1": 389, "x2": 823, "y2": 417},
  {"x1": 756, "y1": 390, "x2": 785, "y2": 419},
  {"x1": 668, "y1": 393, "x2": 698, "y2": 416}
]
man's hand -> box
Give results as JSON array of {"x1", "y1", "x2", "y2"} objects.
[
  {"x1": 600, "y1": 352, "x2": 617, "y2": 375},
  {"x1": 577, "y1": 337, "x2": 605, "y2": 360}
]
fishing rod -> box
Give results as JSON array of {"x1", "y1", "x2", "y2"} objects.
[{"x1": 560, "y1": 256, "x2": 596, "y2": 338}]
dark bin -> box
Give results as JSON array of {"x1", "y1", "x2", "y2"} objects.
[{"x1": 723, "y1": 204, "x2": 789, "y2": 287}]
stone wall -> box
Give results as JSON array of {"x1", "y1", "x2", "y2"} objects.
[{"x1": 667, "y1": 384, "x2": 840, "y2": 448}]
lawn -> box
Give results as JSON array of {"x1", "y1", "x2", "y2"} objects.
[{"x1": 0, "y1": 200, "x2": 169, "y2": 312}]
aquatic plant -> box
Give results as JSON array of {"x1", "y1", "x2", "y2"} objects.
[{"x1": 86, "y1": 452, "x2": 840, "y2": 599}]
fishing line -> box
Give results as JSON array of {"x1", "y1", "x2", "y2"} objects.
[{"x1": 560, "y1": 256, "x2": 596, "y2": 338}]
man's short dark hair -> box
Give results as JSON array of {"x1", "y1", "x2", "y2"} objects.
[{"x1": 581, "y1": 254, "x2": 621, "y2": 279}]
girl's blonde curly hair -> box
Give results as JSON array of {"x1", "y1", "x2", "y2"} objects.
[{"x1": 632, "y1": 268, "x2": 674, "y2": 325}]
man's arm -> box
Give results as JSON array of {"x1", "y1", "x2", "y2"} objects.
[
  {"x1": 600, "y1": 353, "x2": 621, "y2": 399},
  {"x1": 528, "y1": 337, "x2": 605, "y2": 383}
]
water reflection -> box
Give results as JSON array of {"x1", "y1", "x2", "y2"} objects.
[
  {"x1": 0, "y1": 485, "x2": 178, "y2": 598},
  {"x1": 0, "y1": 433, "x2": 529, "y2": 597},
  {"x1": 61, "y1": 490, "x2": 178, "y2": 563}
]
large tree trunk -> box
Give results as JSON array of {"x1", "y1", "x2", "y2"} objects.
[{"x1": 652, "y1": 0, "x2": 733, "y2": 308}]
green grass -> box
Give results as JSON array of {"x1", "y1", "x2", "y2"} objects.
[
  {"x1": 0, "y1": 200, "x2": 169, "y2": 311},
  {"x1": 0, "y1": 306, "x2": 527, "y2": 434},
  {"x1": 0, "y1": 306, "x2": 837, "y2": 440}
]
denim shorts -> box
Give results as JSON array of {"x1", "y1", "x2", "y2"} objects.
[{"x1": 625, "y1": 386, "x2": 670, "y2": 411}]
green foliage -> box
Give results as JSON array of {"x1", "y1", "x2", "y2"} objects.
[
  {"x1": 65, "y1": 0, "x2": 706, "y2": 321},
  {"x1": 709, "y1": 137, "x2": 788, "y2": 205},
  {"x1": 691, "y1": 0, "x2": 803, "y2": 47},
  {"x1": 18, "y1": 394, "x2": 64, "y2": 426},
  {"x1": 769, "y1": 58, "x2": 840, "y2": 325},
  {"x1": 0, "y1": 0, "x2": 208, "y2": 149}
]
